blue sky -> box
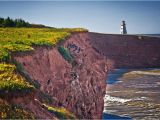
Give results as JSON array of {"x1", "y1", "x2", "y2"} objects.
[{"x1": 0, "y1": 1, "x2": 160, "y2": 34}]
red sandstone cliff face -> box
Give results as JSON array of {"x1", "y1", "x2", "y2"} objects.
[
  {"x1": 11, "y1": 32, "x2": 160, "y2": 119},
  {"x1": 13, "y1": 33, "x2": 108, "y2": 119},
  {"x1": 89, "y1": 32, "x2": 160, "y2": 69}
]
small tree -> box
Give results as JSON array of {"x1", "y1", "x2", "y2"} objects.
[
  {"x1": 0, "y1": 17, "x2": 4, "y2": 27},
  {"x1": 3, "y1": 17, "x2": 15, "y2": 27}
]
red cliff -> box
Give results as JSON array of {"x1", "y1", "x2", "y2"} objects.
[
  {"x1": 89, "y1": 32, "x2": 160, "y2": 69},
  {"x1": 13, "y1": 33, "x2": 108, "y2": 119},
  {"x1": 11, "y1": 32, "x2": 160, "y2": 119}
]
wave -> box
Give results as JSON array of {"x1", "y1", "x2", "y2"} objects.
[
  {"x1": 104, "y1": 95, "x2": 148, "y2": 105},
  {"x1": 104, "y1": 95, "x2": 132, "y2": 104}
]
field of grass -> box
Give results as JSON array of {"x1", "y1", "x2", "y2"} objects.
[{"x1": 0, "y1": 28, "x2": 87, "y2": 61}]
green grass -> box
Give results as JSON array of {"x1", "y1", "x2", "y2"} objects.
[
  {"x1": 0, "y1": 63, "x2": 34, "y2": 93},
  {"x1": 0, "y1": 99, "x2": 35, "y2": 119},
  {"x1": 0, "y1": 28, "x2": 69, "y2": 61},
  {"x1": 0, "y1": 27, "x2": 87, "y2": 61},
  {"x1": 43, "y1": 103, "x2": 76, "y2": 119}
]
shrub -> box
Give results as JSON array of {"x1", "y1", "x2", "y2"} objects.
[
  {"x1": 43, "y1": 104, "x2": 76, "y2": 119},
  {"x1": 58, "y1": 46, "x2": 73, "y2": 63},
  {"x1": 38, "y1": 91, "x2": 53, "y2": 104}
]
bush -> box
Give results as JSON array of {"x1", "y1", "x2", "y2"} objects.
[
  {"x1": 43, "y1": 104, "x2": 76, "y2": 119},
  {"x1": 38, "y1": 91, "x2": 53, "y2": 104},
  {"x1": 58, "y1": 46, "x2": 73, "y2": 63}
]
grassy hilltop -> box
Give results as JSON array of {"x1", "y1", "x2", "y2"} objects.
[{"x1": 0, "y1": 27, "x2": 87, "y2": 61}]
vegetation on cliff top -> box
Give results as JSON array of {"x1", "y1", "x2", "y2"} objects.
[
  {"x1": 0, "y1": 27, "x2": 87, "y2": 61},
  {"x1": 0, "y1": 28, "x2": 64, "y2": 61}
]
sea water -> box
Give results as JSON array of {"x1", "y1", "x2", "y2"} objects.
[{"x1": 103, "y1": 68, "x2": 160, "y2": 119}]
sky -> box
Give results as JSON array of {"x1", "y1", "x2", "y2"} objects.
[{"x1": 0, "y1": 1, "x2": 160, "y2": 34}]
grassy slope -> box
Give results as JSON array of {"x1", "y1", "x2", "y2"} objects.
[
  {"x1": 44, "y1": 104, "x2": 76, "y2": 119},
  {"x1": 0, "y1": 27, "x2": 87, "y2": 119},
  {"x1": 0, "y1": 63, "x2": 34, "y2": 93}
]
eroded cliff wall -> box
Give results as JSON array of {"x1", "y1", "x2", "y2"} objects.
[
  {"x1": 12, "y1": 32, "x2": 160, "y2": 119},
  {"x1": 13, "y1": 33, "x2": 108, "y2": 119},
  {"x1": 89, "y1": 32, "x2": 160, "y2": 69}
]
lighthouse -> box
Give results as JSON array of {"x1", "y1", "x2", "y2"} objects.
[{"x1": 120, "y1": 20, "x2": 127, "y2": 34}]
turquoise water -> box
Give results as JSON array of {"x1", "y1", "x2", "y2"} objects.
[
  {"x1": 103, "y1": 68, "x2": 160, "y2": 119},
  {"x1": 103, "y1": 113, "x2": 131, "y2": 119},
  {"x1": 106, "y1": 69, "x2": 128, "y2": 84}
]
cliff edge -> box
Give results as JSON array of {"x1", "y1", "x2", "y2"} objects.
[{"x1": 13, "y1": 33, "x2": 108, "y2": 119}]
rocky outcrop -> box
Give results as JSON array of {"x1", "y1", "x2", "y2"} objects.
[
  {"x1": 13, "y1": 33, "x2": 108, "y2": 119},
  {"x1": 89, "y1": 32, "x2": 160, "y2": 69}
]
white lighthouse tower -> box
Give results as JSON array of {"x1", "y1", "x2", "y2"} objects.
[{"x1": 120, "y1": 20, "x2": 127, "y2": 34}]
